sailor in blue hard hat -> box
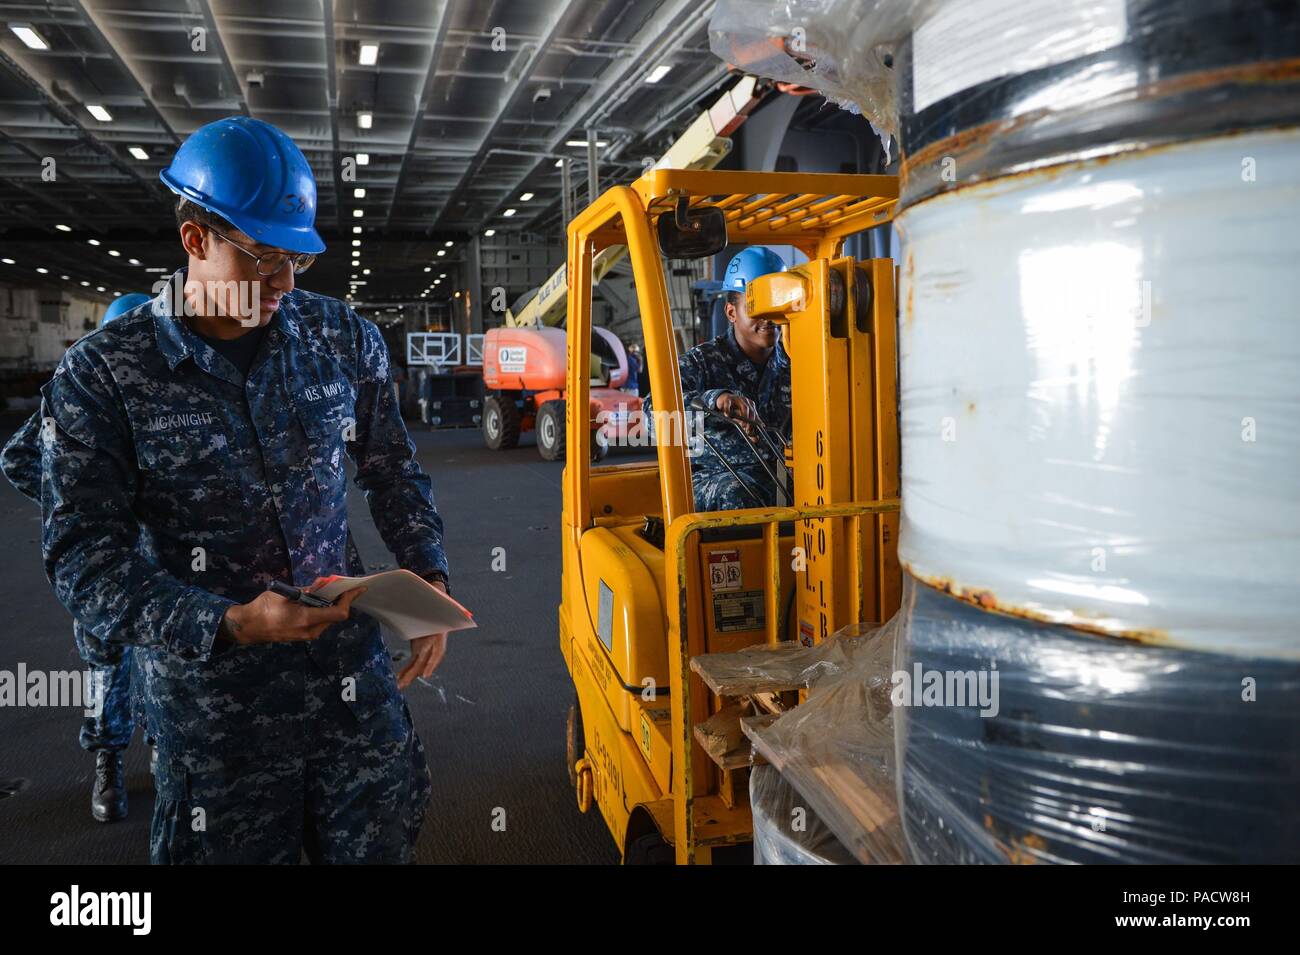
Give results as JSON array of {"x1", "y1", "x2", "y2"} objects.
[
  {"x1": 34, "y1": 115, "x2": 450, "y2": 863},
  {"x1": 102, "y1": 292, "x2": 152, "y2": 325},
  {"x1": 0, "y1": 287, "x2": 158, "y2": 825},
  {"x1": 158, "y1": 115, "x2": 325, "y2": 328},
  {"x1": 646, "y1": 246, "x2": 793, "y2": 511}
]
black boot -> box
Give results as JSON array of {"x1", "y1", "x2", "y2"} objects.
[{"x1": 91, "y1": 751, "x2": 127, "y2": 823}]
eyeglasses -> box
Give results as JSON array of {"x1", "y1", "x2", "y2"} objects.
[{"x1": 208, "y1": 227, "x2": 317, "y2": 276}]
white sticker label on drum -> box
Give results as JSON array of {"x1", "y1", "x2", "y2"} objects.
[{"x1": 912, "y1": 0, "x2": 1127, "y2": 114}]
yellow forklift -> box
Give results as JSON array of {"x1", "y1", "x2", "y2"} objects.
[{"x1": 559, "y1": 169, "x2": 902, "y2": 863}]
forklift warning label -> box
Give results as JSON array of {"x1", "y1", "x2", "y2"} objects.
[
  {"x1": 713, "y1": 590, "x2": 765, "y2": 633},
  {"x1": 707, "y1": 549, "x2": 743, "y2": 592}
]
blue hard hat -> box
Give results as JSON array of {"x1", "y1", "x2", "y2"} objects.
[
  {"x1": 160, "y1": 116, "x2": 325, "y2": 254},
  {"x1": 722, "y1": 247, "x2": 786, "y2": 291},
  {"x1": 102, "y1": 293, "x2": 152, "y2": 325}
]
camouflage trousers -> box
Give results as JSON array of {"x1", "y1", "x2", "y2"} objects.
[
  {"x1": 149, "y1": 729, "x2": 431, "y2": 864},
  {"x1": 148, "y1": 660, "x2": 432, "y2": 865},
  {"x1": 692, "y1": 466, "x2": 783, "y2": 512},
  {"x1": 72, "y1": 623, "x2": 135, "y2": 753}
]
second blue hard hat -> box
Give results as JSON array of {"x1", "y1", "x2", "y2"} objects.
[
  {"x1": 160, "y1": 116, "x2": 325, "y2": 254},
  {"x1": 102, "y1": 292, "x2": 152, "y2": 325},
  {"x1": 722, "y1": 247, "x2": 786, "y2": 292}
]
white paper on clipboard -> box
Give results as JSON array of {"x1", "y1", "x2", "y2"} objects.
[{"x1": 314, "y1": 569, "x2": 476, "y2": 641}]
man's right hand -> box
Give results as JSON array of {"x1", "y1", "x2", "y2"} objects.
[
  {"x1": 220, "y1": 587, "x2": 367, "y2": 645},
  {"x1": 715, "y1": 392, "x2": 763, "y2": 443}
]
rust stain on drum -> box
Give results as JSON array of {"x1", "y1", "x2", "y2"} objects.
[
  {"x1": 905, "y1": 565, "x2": 1174, "y2": 648},
  {"x1": 904, "y1": 251, "x2": 915, "y2": 327}
]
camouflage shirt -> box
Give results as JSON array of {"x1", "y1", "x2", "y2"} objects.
[
  {"x1": 648, "y1": 324, "x2": 791, "y2": 511},
  {"x1": 38, "y1": 272, "x2": 447, "y2": 760}
]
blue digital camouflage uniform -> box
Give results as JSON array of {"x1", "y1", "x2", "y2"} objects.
[
  {"x1": 38, "y1": 272, "x2": 445, "y2": 863},
  {"x1": 4, "y1": 389, "x2": 138, "y2": 753},
  {"x1": 3, "y1": 396, "x2": 368, "y2": 756},
  {"x1": 647, "y1": 323, "x2": 791, "y2": 511}
]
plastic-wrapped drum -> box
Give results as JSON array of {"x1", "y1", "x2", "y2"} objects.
[
  {"x1": 890, "y1": 0, "x2": 1300, "y2": 862},
  {"x1": 898, "y1": 126, "x2": 1300, "y2": 656}
]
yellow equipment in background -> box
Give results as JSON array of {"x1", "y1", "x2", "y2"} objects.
[
  {"x1": 559, "y1": 168, "x2": 903, "y2": 863},
  {"x1": 505, "y1": 76, "x2": 765, "y2": 329}
]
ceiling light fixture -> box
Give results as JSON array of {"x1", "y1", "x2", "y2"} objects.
[
  {"x1": 645, "y1": 64, "x2": 673, "y2": 84},
  {"x1": 55, "y1": 223, "x2": 71, "y2": 232},
  {"x1": 354, "y1": 187, "x2": 366, "y2": 198},
  {"x1": 484, "y1": 228, "x2": 495, "y2": 237},
  {"x1": 128, "y1": 146, "x2": 149, "y2": 160},
  {"x1": 358, "y1": 43, "x2": 379, "y2": 66},
  {"x1": 519, "y1": 192, "x2": 534, "y2": 202},
  {"x1": 10, "y1": 24, "x2": 49, "y2": 50},
  {"x1": 356, "y1": 153, "x2": 370, "y2": 165},
  {"x1": 86, "y1": 105, "x2": 112, "y2": 122},
  {"x1": 503, "y1": 208, "x2": 516, "y2": 217},
  {"x1": 358, "y1": 111, "x2": 373, "y2": 130}
]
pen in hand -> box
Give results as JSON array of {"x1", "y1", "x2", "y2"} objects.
[{"x1": 268, "y1": 579, "x2": 336, "y2": 608}]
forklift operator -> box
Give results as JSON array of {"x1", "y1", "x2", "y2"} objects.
[{"x1": 650, "y1": 247, "x2": 792, "y2": 512}]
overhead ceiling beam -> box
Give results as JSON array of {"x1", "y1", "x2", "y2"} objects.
[
  {"x1": 197, "y1": 0, "x2": 251, "y2": 117},
  {"x1": 428, "y1": 0, "x2": 585, "y2": 231},
  {"x1": 466, "y1": 0, "x2": 711, "y2": 234},
  {"x1": 383, "y1": 0, "x2": 456, "y2": 231},
  {"x1": 521, "y1": 61, "x2": 730, "y2": 233},
  {"x1": 73, "y1": 0, "x2": 182, "y2": 148},
  {"x1": 0, "y1": 174, "x2": 84, "y2": 220},
  {"x1": 322, "y1": 0, "x2": 345, "y2": 235},
  {"x1": 0, "y1": 97, "x2": 136, "y2": 219}
]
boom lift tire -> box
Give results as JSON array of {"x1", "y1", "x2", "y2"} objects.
[
  {"x1": 483, "y1": 394, "x2": 521, "y2": 450},
  {"x1": 537, "y1": 399, "x2": 566, "y2": 461}
]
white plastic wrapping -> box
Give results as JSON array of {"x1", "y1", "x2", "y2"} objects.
[
  {"x1": 699, "y1": 619, "x2": 908, "y2": 864},
  {"x1": 708, "y1": 0, "x2": 921, "y2": 147},
  {"x1": 711, "y1": 0, "x2": 1300, "y2": 202},
  {"x1": 750, "y1": 765, "x2": 859, "y2": 864},
  {"x1": 897, "y1": 126, "x2": 1300, "y2": 660}
]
